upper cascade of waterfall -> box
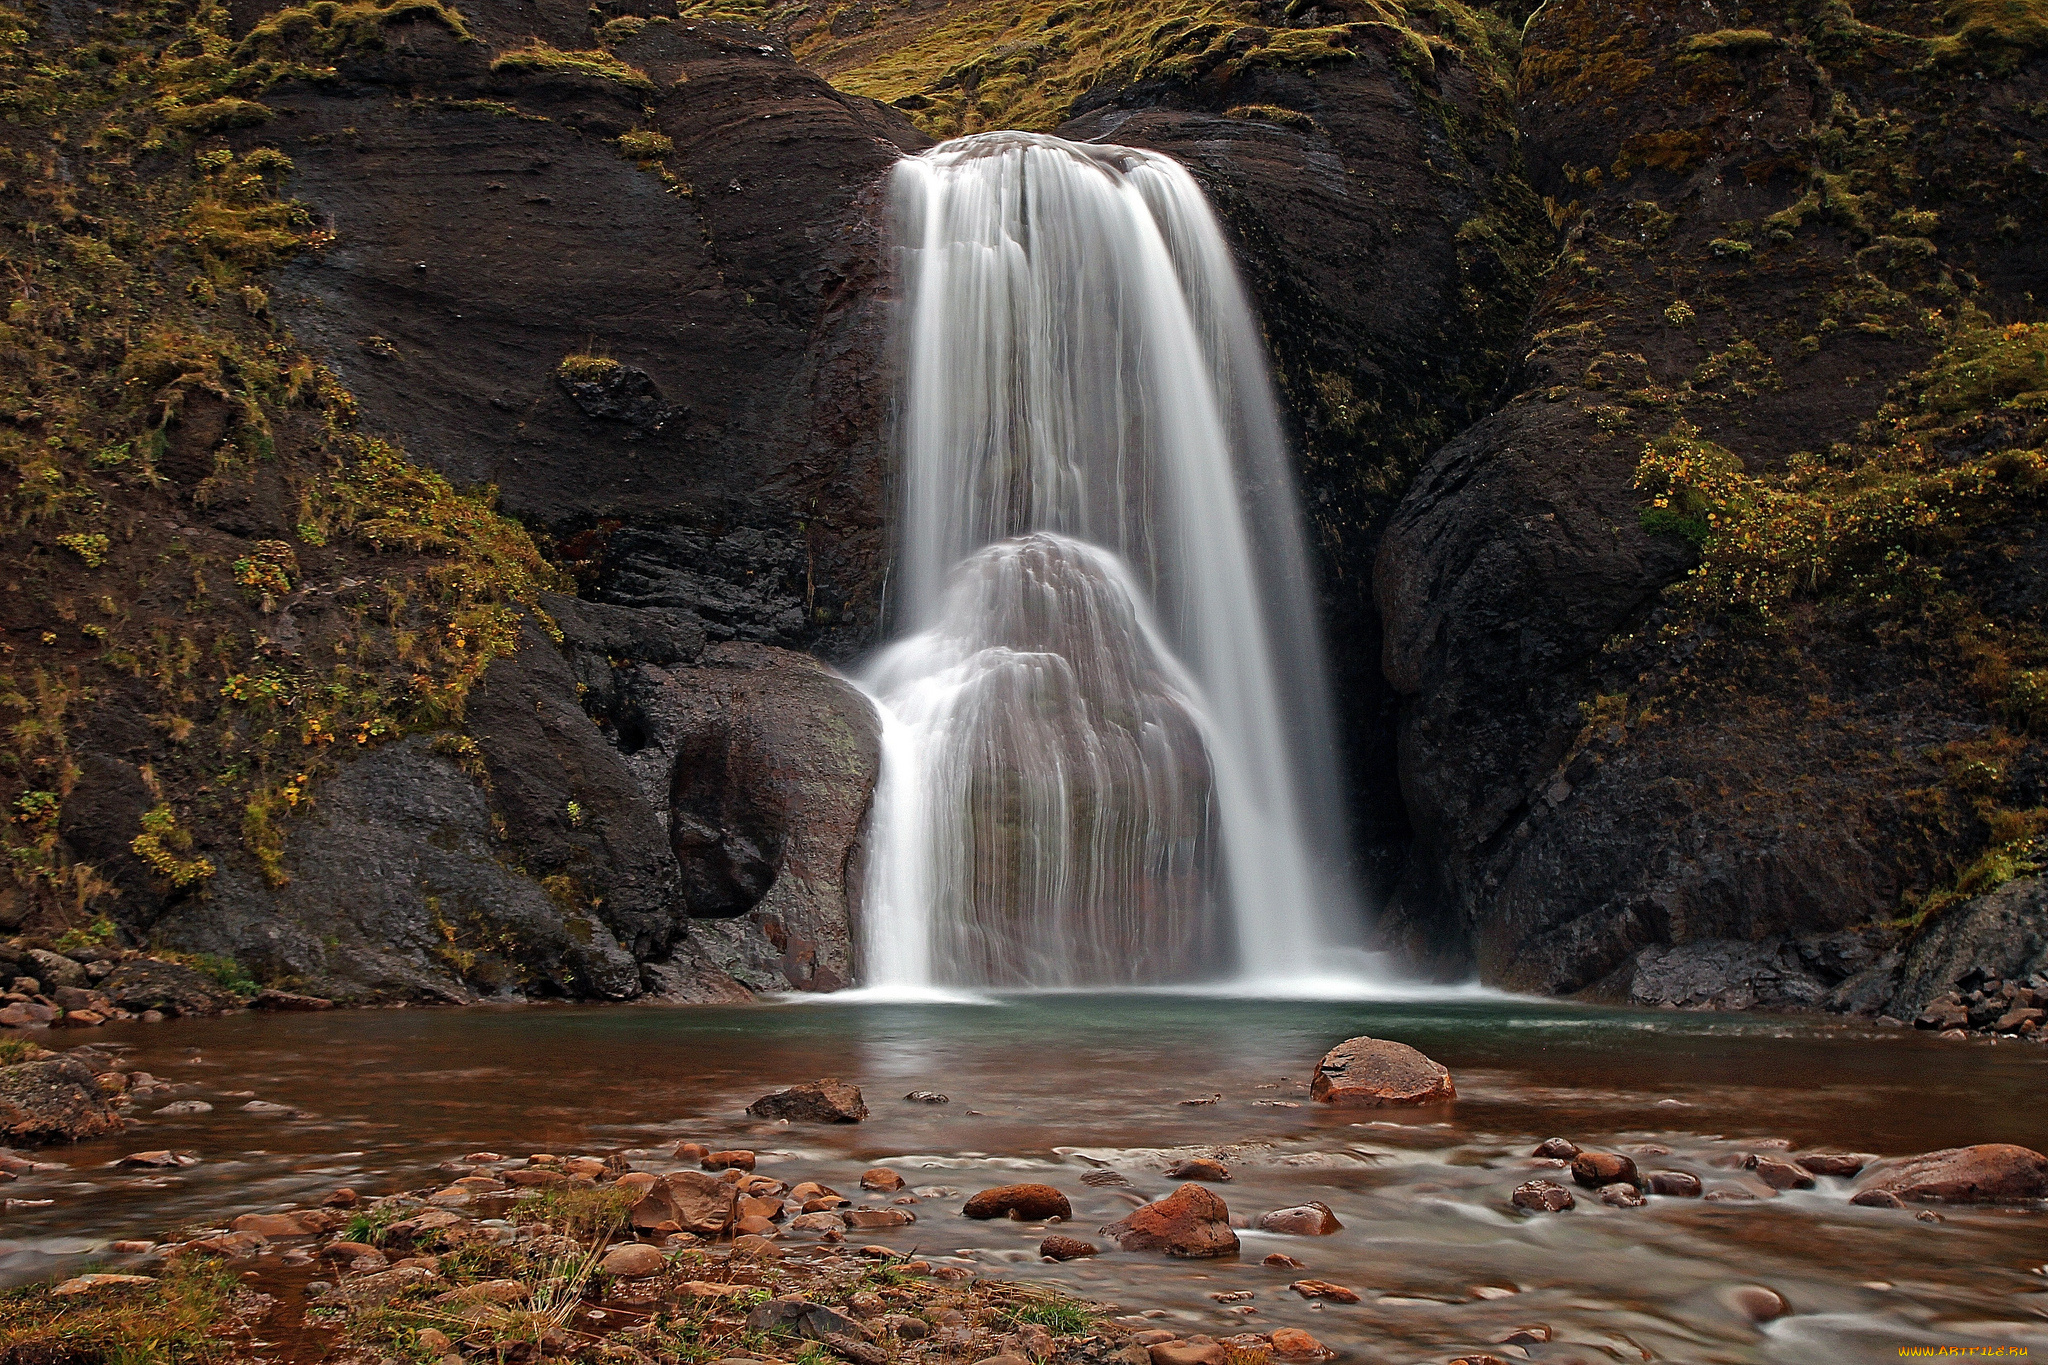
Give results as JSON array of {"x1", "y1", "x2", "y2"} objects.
[{"x1": 858, "y1": 131, "x2": 1373, "y2": 992}]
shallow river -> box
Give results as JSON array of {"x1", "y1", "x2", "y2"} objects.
[{"x1": 3, "y1": 992, "x2": 2046, "y2": 1364}]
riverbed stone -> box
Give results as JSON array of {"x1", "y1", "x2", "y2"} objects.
[
  {"x1": 315, "y1": 1266, "x2": 440, "y2": 1306},
  {"x1": 600, "y1": 1243, "x2": 668, "y2": 1278},
  {"x1": 52, "y1": 1274, "x2": 155, "y2": 1295},
  {"x1": 1310, "y1": 1036, "x2": 1455, "y2": 1106},
  {"x1": 1269, "y1": 1328, "x2": 1332, "y2": 1359},
  {"x1": 746, "y1": 1079, "x2": 868, "y2": 1123},
  {"x1": 1797, "y1": 1153, "x2": 1872, "y2": 1177},
  {"x1": 25, "y1": 951, "x2": 86, "y2": 992},
  {"x1": 1101, "y1": 1183, "x2": 1238, "y2": 1257},
  {"x1": 1852, "y1": 1144, "x2": 2048, "y2": 1205},
  {"x1": 963, "y1": 1184, "x2": 1071, "y2": 1221},
  {"x1": 860, "y1": 1168, "x2": 905, "y2": 1192},
  {"x1": 1510, "y1": 1180, "x2": 1574, "y2": 1212},
  {"x1": 1531, "y1": 1137, "x2": 1580, "y2": 1159},
  {"x1": 1647, "y1": 1171, "x2": 1702, "y2": 1197},
  {"x1": 1149, "y1": 1343, "x2": 1225, "y2": 1365},
  {"x1": 1289, "y1": 1280, "x2": 1360, "y2": 1304},
  {"x1": 1255, "y1": 1202, "x2": 1342, "y2": 1235},
  {"x1": 629, "y1": 1170, "x2": 738, "y2": 1235},
  {"x1": 1598, "y1": 1182, "x2": 1646, "y2": 1207},
  {"x1": 1570, "y1": 1152, "x2": 1639, "y2": 1189},
  {"x1": 701, "y1": 1149, "x2": 756, "y2": 1172},
  {"x1": 1745, "y1": 1156, "x2": 1815, "y2": 1191},
  {"x1": 0, "y1": 1055, "x2": 123, "y2": 1145},
  {"x1": 1166, "y1": 1158, "x2": 1231, "y2": 1182},
  {"x1": 1040, "y1": 1235, "x2": 1097, "y2": 1261}
]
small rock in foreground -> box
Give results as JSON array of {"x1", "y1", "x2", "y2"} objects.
[
  {"x1": 599, "y1": 1243, "x2": 667, "y2": 1278},
  {"x1": 1288, "y1": 1279, "x2": 1360, "y2": 1304},
  {"x1": 1310, "y1": 1036, "x2": 1456, "y2": 1107},
  {"x1": 1039, "y1": 1235, "x2": 1096, "y2": 1261},
  {"x1": 52, "y1": 1274, "x2": 155, "y2": 1295}
]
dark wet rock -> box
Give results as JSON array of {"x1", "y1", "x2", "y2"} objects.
[
  {"x1": 1570, "y1": 1152, "x2": 1638, "y2": 1189},
  {"x1": 0, "y1": 1056, "x2": 125, "y2": 1145},
  {"x1": 1620, "y1": 940, "x2": 1829, "y2": 1011},
  {"x1": 23, "y1": 952, "x2": 85, "y2": 992},
  {"x1": 96, "y1": 961, "x2": 235, "y2": 1017},
  {"x1": 1101, "y1": 1183, "x2": 1238, "y2": 1257},
  {"x1": 1531, "y1": 1138, "x2": 1580, "y2": 1160},
  {"x1": 1598, "y1": 1182, "x2": 1646, "y2": 1208},
  {"x1": 1853, "y1": 1144, "x2": 2048, "y2": 1205},
  {"x1": 746, "y1": 1079, "x2": 868, "y2": 1123},
  {"x1": 1039, "y1": 1235, "x2": 1096, "y2": 1261},
  {"x1": 963, "y1": 1184, "x2": 1071, "y2": 1221},
  {"x1": 1310, "y1": 1036, "x2": 1455, "y2": 1106},
  {"x1": 146, "y1": 735, "x2": 642, "y2": 1004},
  {"x1": 623, "y1": 644, "x2": 881, "y2": 992},
  {"x1": 1263, "y1": 1252, "x2": 1307, "y2": 1268},
  {"x1": 1850, "y1": 1188, "x2": 1905, "y2": 1208},
  {"x1": 904, "y1": 1091, "x2": 949, "y2": 1104},
  {"x1": 1798, "y1": 1153, "x2": 1873, "y2": 1178},
  {"x1": 1647, "y1": 1171, "x2": 1702, "y2": 1197},
  {"x1": 1255, "y1": 1202, "x2": 1342, "y2": 1235},
  {"x1": 1744, "y1": 1156, "x2": 1815, "y2": 1191},
  {"x1": 252, "y1": 990, "x2": 333, "y2": 1011},
  {"x1": 1511, "y1": 1180, "x2": 1574, "y2": 1213},
  {"x1": 1166, "y1": 1158, "x2": 1231, "y2": 1182},
  {"x1": 1881, "y1": 879, "x2": 2048, "y2": 1021},
  {"x1": 860, "y1": 1168, "x2": 904, "y2": 1192},
  {"x1": 1081, "y1": 1169, "x2": 1130, "y2": 1188}
]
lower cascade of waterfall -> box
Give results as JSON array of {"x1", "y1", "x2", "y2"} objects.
[{"x1": 856, "y1": 131, "x2": 1375, "y2": 994}]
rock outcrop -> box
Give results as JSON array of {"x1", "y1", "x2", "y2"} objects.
[
  {"x1": 1853, "y1": 1145, "x2": 2048, "y2": 1206},
  {"x1": 1100, "y1": 1183, "x2": 1239, "y2": 1257}
]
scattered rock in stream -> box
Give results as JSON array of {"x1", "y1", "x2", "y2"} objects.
[
  {"x1": 1100, "y1": 1183, "x2": 1239, "y2": 1257},
  {"x1": 1255, "y1": 1202, "x2": 1343, "y2": 1235},
  {"x1": 963, "y1": 1184, "x2": 1071, "y2": 1221},
  {"x1": 1310, "y1": 1036, "x2": 1457, "y2": 1106},
  {"x1": 1510, "y1": 1180, "x2": 1575, "y2": 1213},
  {"x1": 0, "y1": 1055, "x2": 125, "y2": 1144},
  {"x1": 746, "y1": 1078, "x2": 869, "y2": 1123}
]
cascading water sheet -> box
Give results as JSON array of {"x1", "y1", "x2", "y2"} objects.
[{"x1": 860, "y1": 132, "x2": 1357, "y2": 991}]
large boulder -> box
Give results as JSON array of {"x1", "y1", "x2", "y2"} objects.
[
  {"x1": 1100, "y1": 1183, "x2": 1238, "y2": 1258},
  {"x1": 1310, "y1": 1037, "x2": 1455, "y2": 1107},
  {"x1": 745, "y1": 1079, "x2": 867, "y2": 1124},
  {"x1": 0, "y1": 1056, "x2": 125, "y2": 1144},
  {"x1": 1852, "y1": 1145, "x2": 2048, "y2": 1206}
]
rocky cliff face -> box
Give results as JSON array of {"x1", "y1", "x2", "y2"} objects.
[
  {"x1": 6, "y1": 0, "x2": 2042, "y2": 1012},
  {"x1": 1370, "y1": 0, "x2": 2046, "y2": 1002}
]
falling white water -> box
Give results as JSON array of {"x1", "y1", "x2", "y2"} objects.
[{"x1": 858, "y1": 131, "x2": 1361, "y2": 991}]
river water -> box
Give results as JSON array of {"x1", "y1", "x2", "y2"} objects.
[{"x1": 3, "y1": 994, "x2": 2045, "y2": 1364}]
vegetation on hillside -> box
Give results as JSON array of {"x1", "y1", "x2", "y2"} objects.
[{"x1": 0, "y1": 0, "x2": 560, "y2": 932}]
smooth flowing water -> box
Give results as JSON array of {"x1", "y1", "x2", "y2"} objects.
[
  {"x1": 5, "y1": 1000, "x2": 2046, "y2": 1365},
  {"x1": 860, "y1": 133, "x2": 1356, "y2": 991}
]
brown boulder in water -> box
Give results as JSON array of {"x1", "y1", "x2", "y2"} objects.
[
  {"x1": 746, "y1": 1079, "x2": 868, "y2": 1123},
  {"x1": 1100, "y1": 1183, "x2": 1238, "y2": 1257},
  {"x1": 1309, "y1": 1036, "x2": 1455, "y2": 1106},
  {"x1": 1166, "y1": 1157, "x2": 1231, "y2": 1181},
  {"x1": 1039, "y1": 1235, "x2": 1097, "y2": 1260},
  {"x1": 1647, "y1": 1171, "x2": 1702, "y2": 1197},
  {"x1": 963, "y1": 1184, "x2": 1071, "y2": 1220},
  {"x1": 1852, "y1": 1144, "x2": 2048, "y2": 1204},
  {"x1": 1570, "y1": 1152, "x2": 1638, "y2": 1189}
]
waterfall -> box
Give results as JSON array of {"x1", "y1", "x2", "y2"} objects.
[{"x1": 858, "y1": 131, "x2": 1356, "y2": 991}]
